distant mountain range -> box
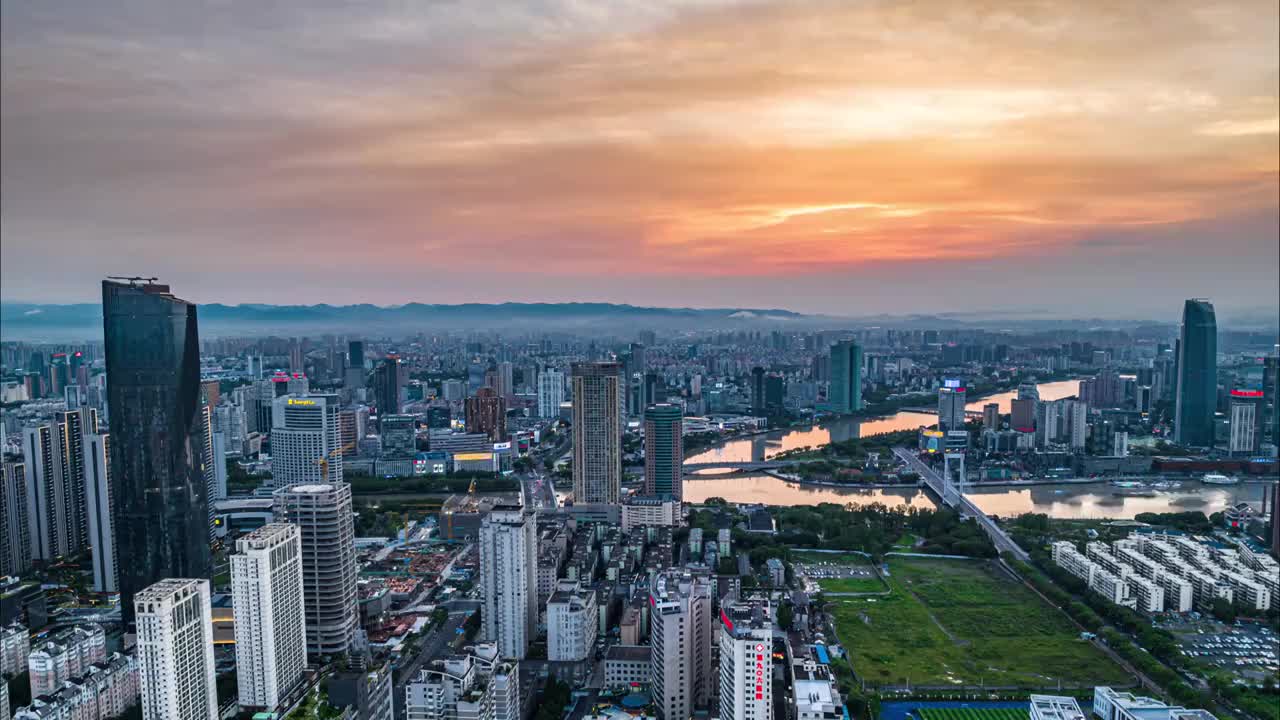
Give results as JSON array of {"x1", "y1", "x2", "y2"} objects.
[{"x1": 0, "y1": 301, "x2": 817, "y2": 340}]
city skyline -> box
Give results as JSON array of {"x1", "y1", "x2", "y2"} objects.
[{"x1": 2, "y1": 1, "x2": 1277, "y2": 316}]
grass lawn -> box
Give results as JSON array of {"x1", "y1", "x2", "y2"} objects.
[
  {"x1": 818, "y1": 576, "x2": 887, "y2": 593},
  {"x1": 830, "y1": 557, "x2": 1132, "y2": 688},
  {"x1": 892, "y1": 534, "x2": 920, "y2": 551},
  {"x1": 917, "y1": 709, "x2": 1029, "y2": 720}
]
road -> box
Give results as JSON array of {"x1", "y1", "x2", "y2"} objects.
[
  {"x1": 522, "y1": 472, "x2": 559, "y2": 510},
  {"x1": 392, "y1": 611, "x2": 470, "y2": 719},
  {"x1": 892, "y1": 447, "x2": 1030, "y2": 563}
]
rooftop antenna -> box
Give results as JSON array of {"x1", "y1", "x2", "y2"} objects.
[{"x1": 106, "y1": 275, "x2": 159, "y2": 287}]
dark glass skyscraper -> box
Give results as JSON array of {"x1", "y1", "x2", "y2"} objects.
[
  {"x1": 1174, "y1": 299, "x2": 1217, "y2": 448},
  {"x1": 643, "y1": 403, "x2": 683, "y2": 500},
  {"x1": 102, "y1": 279, "x2": 211, "y2": 625},
  {"x1": 828, "y1": 341, "x2": 863, "y2": 414}
]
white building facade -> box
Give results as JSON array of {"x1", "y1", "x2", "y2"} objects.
[
  {"x1": 135, "y1": 578, "x2": 218, "y2": 720},
  {"x1": 232, "y1": 523, "x2": 308, "y2": 711},
  {"x1": 479, "y1": 507, "x2": 537, "y2": 660}
]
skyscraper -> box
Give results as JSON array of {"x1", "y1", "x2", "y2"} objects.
[
  {"x1": 232, "y1": 523, "x2": 307, "y2": 711},
  {"x1": 1174, "y1": 299, "x2": 1217, "y2": 447},
  {"x1": 717, "y1": 598, "x2": 774, "y2": 720},
  {"x1": 102, "y1": 279, "x2": 211, "y2": 625},
  {"x1": 936, "y1": 383, "x2": 967, "y2": 433},
  {"x1": 537, "y1": 369, "x2": 564, "y2": 419},
  {"x1": 750, "y1": 367, "x2": 766, "y2": 416},
  {"x1": 83, "y1": 433, "x2": 118, "y2": 593},
  {"x1": 0, "y1": 459, "x2": 31, "y2": 577},
  {"x1": 271, "y1": 394, "x2": 344, "y2": 488},
  {"x1": 982, "y1": 403, "x2": 1000, "y2": 430},
  {"x1": 373, "y1": 356, "x2": 405, "y2": 416},
  {"x1": 22, "y1": 409, "x2": 92, "y2": 561},
  {"x1": 465, "y1": 387, "x2": 507, "y2": 442},
  {"x1": 135, "y1": 578, "x2": 218, "y2": 720},
  {"x1": 644, "y1": 404, "x2": 683, "y2": 500},
  {"x1": 273, "y1": 482, "x2": 357, "y2": 657},
  {"x1": 571, "y1": 362, "x2": 622, "y2": 505},
  {"x1": 479, "y1": 506, "x2": 536, "y2": 660},
  {"x1": 1228, "y1": 390, "x2": 1264, "y2": 455},
  {"x1": 827, "y1": 341, "x2": 863, "y2": 414},
  {"x1": 650, "y1": 571, "x2": 713, "y2": 720}
]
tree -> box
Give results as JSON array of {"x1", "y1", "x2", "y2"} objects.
[{"x1": 777, "y1": 603, "x2": 795, "y2": 631}]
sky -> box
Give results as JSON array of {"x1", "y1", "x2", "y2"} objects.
[{"x1": 2, "y1": 0, "x2": 1277, "y2": 319}]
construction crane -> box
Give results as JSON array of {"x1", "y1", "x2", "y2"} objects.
[{"x1": 315, "y1": 439, "x2": 359, "y2": 480}]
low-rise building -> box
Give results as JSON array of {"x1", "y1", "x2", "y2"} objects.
[
  {"x1": 603, "y1": 645, "x2": 650, "y2": 690},
  {"x1": 1093, "y1": 687, "x2": 1217, "y2": 720}
]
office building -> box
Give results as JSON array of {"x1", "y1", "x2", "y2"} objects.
[
  {"x1": 750, "y1": 367, "x2": 766, "y2": 416},
  {"x1": 83, "y1": 433, "x2": 118, "y2": 593},
  {"x1": 271, "y1": 394, "x2": 343, "y2": 488},
  {"x1": 650, "y1": 571, "x2": 713, "y2": 720},
  {"x1": 1011, "y1": 397, "x2": 1037, "y2": 433},
  {"x1": 537, "y1": 369, "x2": 564, "y2": 419},
  {"x1": 644, "y1": 403, "x2": 683, "y2": 501},
  {"x1": 0, "y1": 460, "x2": 31, "y2": 577},
  {"x1": 135, "y1": 578, "x2": 218, "y2": 720},
  {"x1": 28, "y1": 624, "x2": 106, "y2": 697},
  {"x1": 479, "y1": 507, "x2": 536, "y2": 660},
  {"x1": 465, "y1": 388, "x2": 508, "y2": 442},
  {"x1": 380, "y1": 414, "x2": 417, "y2": 459},
  {"x1": 1228, "y1": 390, "x2": 1263, "y2": 455},
  {"x1": 273, "y1": 483, "x2": 357, "y2": 657},
  {"x1": 404, "y1": 644, "x2": 520, "y2": 720},
  {"x1": 546, "y1": 581, "x2": 598, "y2": 662},
  {"x1": 571, "y1": 362, "x2": 622, "y2": 505},
  {"x1": 1174, "y1": 299, "x2": 1217, "y2": 447},
  {"x1": 718, "y1": 598, "x2": 774, "y2": 720},
  {"x1": 373, "y1": 356, "x2": 406, "y2": 416},
  {"x1": 232, "y1": 523, "x2": 308, "y2": 711},
  {"x1": 827, "y1": 341, "x2": 863, "y2": 413},
  {"x1": 102, "y1": 279, "x2": 212, "y2": 625},
  {"x1": 937, "y1": 383, "x2": 967, "y2": 432},
  {"x1": 982, "y1": 403, "x2": 1000, "y2": 430},
  {"x1": 346, "y1": 341, "x2": 366, "y2": 390}
]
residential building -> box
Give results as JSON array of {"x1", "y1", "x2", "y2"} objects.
[
  {"x1": 0, "y1": 460, "x2": 31, "y2": 577},
  {"x1": 83, "y1": 433, "x2": 117, "y2": 593},
  {"x1": 232, "y1": 523, "x2": 308, "y2": 711},
  {"x1": 1174, "y1": 299, "x2": 1217, "y2": 447},
  {"x1": 1, "y1": 622, "x2": 29, "y2": 677},
  {"x1": 537, "y1": 370, "x2": 564, "y2": 419},
  {"x1": 22, "y1": 409, "x2": 92, "y2": 562},
  {"x1": 404, "y1": 644, "x2": 520, "y2": 720},
  {"x1": 13, "y1": 652, "x2": 139, "y2": 720},
  {"x1": 271, "y1": 394, "x2": 343, "y2": 488},
  {"x1": 479, "y1": 507, "x2": 536, "y2": 660},
  {"x1": 102, "y1": 279, "x2": 212, "y2": 626},
  {"x1": 135, "y1": 578, "x2": 217, "y2": 720},
  {"x1": 1228, "y1": 390, "x2": 1263, "y2": 455},
  {"x1": 650, "y1": 571, "x2": 713, "y2": 720},
  {"x1": 644, "y1": 404, "x2": 683, "y2": 500},
  {"x1": 465, "y1": 388, "x2": 507, "y2": 442},
  {"x1": 273, "y1": 483, "x2": 358, "y2": 657},
  {"x1": 718, "y1": 598, "x2": 773, "y2": 720},
  {"x1": 571, "y1": 362, "x2": 622, "y2": 505},
  {"x1": 28, "y1": 624, "x2": 107, "y2": 697},
  {"x1": 546, "y1": 581, "x2": 598, "y2": 662}
]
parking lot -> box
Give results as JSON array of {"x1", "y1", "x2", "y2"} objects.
[{"x1": 1164, "y1": 619, "x2": 1279, "y2": 681}]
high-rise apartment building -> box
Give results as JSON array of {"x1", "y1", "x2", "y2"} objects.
[
  {"x1": 1010, "y1": 397, "x2": 1037, "y2": 433},
  {"x1": 135, "y1": 578, "x2": 218, "y2": 720},
  {"x1": 0, "y1": 460, "x2": 31, "y2": 577},
  {"x1": 404, "y1": 644, "x2": 520, "y2": 720},
  {"x1": 827, "y1": 341, "x2": 863, "y2": 414},
  {"x1": 465, "y1": 388, "x2": 508, "y2": 442},
  {"x1": 1174, "y1": 299, "x2": 1217, "y2": 447},
  {"x1": 273, "y1": 482, "x2": 357, "y2": 657},
  {"x1": 28, "y1": 624, "x2": 106, "y2": 697},
  {"x1": 537, "y1": 369, "x2": 564, "y2": 419},
  {"x1": 571, "y1": 362, "x2": 622, "y2": 505},
  {"x1": 479, "y1": 507, "x2": 536, "y2": 660},
  {"x1": 982, "y1": 403, "x2": 1000, "y2": 431},
  {"x1": 644, "y1": 404, "x2": 683, "y2": 500},
  {"x1": 1228, "y1": 390, "x2": 1264, "y2": 455},
  {"x1": 1, "y1": 623, "x2": 30, "y2": 677},
  {"x1": 83, "y1": 433, "x2": 117, "y2": 593},
  {"x1": 271, "y1": 394, "x2": 343, "y2": 488},
  {"x1": 102, "y1": 279, "x2": 212, "y2": 625},
  {"x1": 22, "y1": 408, "x2": 93, "y2": 562},
  {"x1": 937, "y1": 384, "x2": 967, "y2": 433},
  {"x1": 650, "y1": 571, "x2": 713, "y2": 720},
  {"x1": 232, "y1": 523, "x2": 307, "y2": 711},
  {"x1": 718, "y1": 598, "x2": 773, "y2": 720}
]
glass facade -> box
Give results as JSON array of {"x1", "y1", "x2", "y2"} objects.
[
  {"x1": 644, "y1": 403, "x2": 684, "y2": 500},
  {"x1": 102, "y1": 280, "x2": 212, "y2": 625},
  {"x1": 827, "y1": 341, "x2": 863, "y2": 414},
  {"x1": 1174, "y1": 299, "x2": 1217, "y2": 448}
]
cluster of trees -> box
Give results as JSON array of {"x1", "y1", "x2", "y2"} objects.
[
  {"x1": 533, "y1": 678, "x2": 573, "y2": 720},
  {"x1": 1131, "y1": 511, "x2": 1215, "y2": 534},
  {"x1": 346, "y1": 472, "x2": 519, "y2": 495}
]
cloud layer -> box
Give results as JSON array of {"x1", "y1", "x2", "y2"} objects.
[{"x1": 2, "y1": 0, "x2": 1277, "y2": 317}]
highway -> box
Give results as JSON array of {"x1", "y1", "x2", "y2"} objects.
[
  {"x1": 391, "y1": 610, "x2": 470, "y2": 719},
  {"x1": 892, "y1": 446, "x2": 1030, "y2": 563}
]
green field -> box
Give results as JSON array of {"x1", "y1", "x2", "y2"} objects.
[
  {"x1": 817, "y1": 576, "x2": 887, "y2": 593},
  {"x1": 829, "y1": 557, "x2": 1132, "y2": 688},
  {"x1": 917, "y1": 708, "x2": 1029, "y2": 720},
  {"x1": 793, "y1": 551, "x2": 871, "y2": 564}
]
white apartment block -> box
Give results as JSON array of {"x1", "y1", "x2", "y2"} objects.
[
  {"x1": 546, "y1": 581, "x2": 598, "y2": 662},
  {"x1": 273, "y1": 482, "x2": 358, "y2": 657},
  {"x1": 232, "y1": 523, "x2": 308, "y2": 711},
  {"x1": 718, "y1": 599, "x2": 773, "y2": 720},
  {"x1": 28, "y1": 624, "x2": 107, "y2": 697},
  {"x1": 14, "y1": 651, "x2": 139, "y2": 720},
  {"x1": 404, "y1": 643, "x2": 520, "y2": 720},
  {"x1": 1127, "y1": 575, "x2": 1164, "y2": 614},
  {"x1": 480, "y1": 507, "x2": 537, "y2": 660},
  {"x1": 1, "y1": 622, "x2": 29, "y2": 677},
  {"x1": 83, "y1": 433, "x2": 118, "y2": 594},
  {"x1": 537, "y1": 370, "x2": 564, "y2": 419},
  {"x1": 135, "y1": 578, "x2": 218, "y2": 720},
  {"x1": 651, "y1": 571, "x2": 714, "y2": 720},
  {"x1": 270, "y1": 394, "x2": 343, "y2": 488}
]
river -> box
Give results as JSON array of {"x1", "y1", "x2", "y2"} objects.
[
  {"x1": 681, "y1": 474, "x2": 1272, "y2": 519},
  {"x1": 685, "y1": 379, "x2": 1081, "y2": 465}
]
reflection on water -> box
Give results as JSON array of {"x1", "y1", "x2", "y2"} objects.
[
  {"x1": 686, "y1": 379, "x2": 1082, "y2": 465},
  {"x1": 683, "y1": 473, "x2": 1271, "y2": 519}
]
